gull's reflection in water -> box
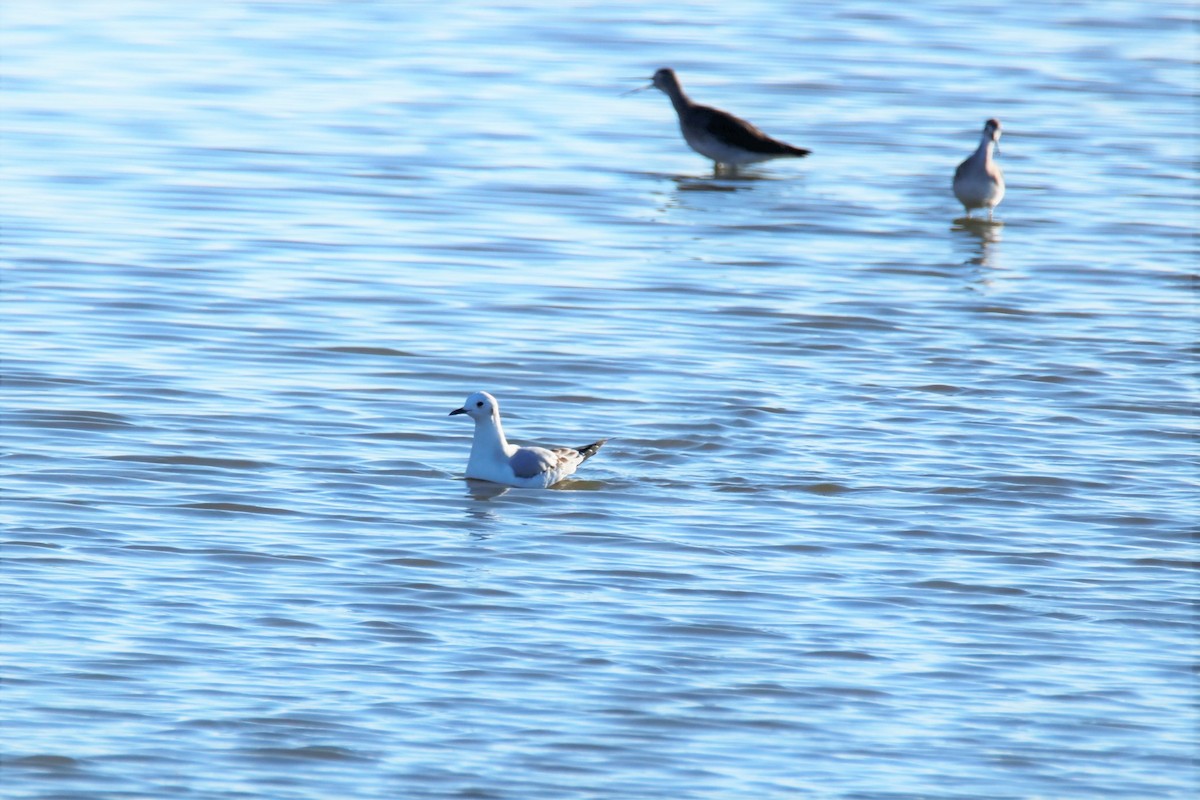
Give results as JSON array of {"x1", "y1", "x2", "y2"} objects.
[
  {"x1": 458, "y1": 477, "x2": 602, "y2": 537},
  {"x1": 465, "y1": 479, "x2": 510, "y2": 501},
  {"x1": 455, "y1": 479, "x2": 507, "y2": 536},
  {"x1": 464, "y1": 477, "x2": 601, "y2": 500},
  {"x1": 459, "y1": 476, "x2": 605, "y2": 535}
]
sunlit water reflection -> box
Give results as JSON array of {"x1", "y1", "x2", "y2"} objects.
[{"x1": 2, "y1": 1, "x2": 1196, "y2": 798}]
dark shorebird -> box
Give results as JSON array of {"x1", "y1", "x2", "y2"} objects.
[
  {"x1": 449, "y1": 391, "x2": 606, "y2": 488},
  {"x1": 953, "y1": 118, "x2": 1005, "y2": 221},
  {"x1": 632, "y1": 67, "x2": 810, "y2": 172}
]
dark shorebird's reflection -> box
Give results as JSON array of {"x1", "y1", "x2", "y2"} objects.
[
  {"x1": 672, "y1": 172, "x2": 755, "y2": 192},
  {"x1": 664, "y1": 170, "x2": 780, "y2": 212}
]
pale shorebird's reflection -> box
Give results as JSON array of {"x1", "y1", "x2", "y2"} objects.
[{"x1": 952, "y1": 217, "x2": 1003, "y2": 274}]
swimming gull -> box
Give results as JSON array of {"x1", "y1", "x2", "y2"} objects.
[{"x1": 448, "y1": 391, "x2": 607, "y2": 488}]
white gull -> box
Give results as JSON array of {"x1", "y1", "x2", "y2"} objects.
[{"x1": 448, "y1": 391, "x2": 607, "y2": 488}]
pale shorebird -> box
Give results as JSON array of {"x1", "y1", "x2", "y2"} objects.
[
  {"x1": 632, "y1": 67, "x2": 810, "y2": 172},
  {"x1": 953, "y1": 118, "x2": 1005, "y2": 221},
  {"x1": 448, "y1": 391, "x2": 606, "y2": 488}
]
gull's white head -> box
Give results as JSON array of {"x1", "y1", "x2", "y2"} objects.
[{"x1": 449, "y1": 390, "x2": 499, "y2": 422}]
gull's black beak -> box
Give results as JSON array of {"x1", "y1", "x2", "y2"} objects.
[{"x1": 449, "y1": 407, "x2": 467, "y2": 416}]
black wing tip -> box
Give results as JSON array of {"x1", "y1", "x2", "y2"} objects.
[{"x1": 575, "y1": 439, "x2": 609, "y2": 461}]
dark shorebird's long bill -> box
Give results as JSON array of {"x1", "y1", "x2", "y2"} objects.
[{"x1": 620, "y1": 79, "x2": 654, "y2": 97}]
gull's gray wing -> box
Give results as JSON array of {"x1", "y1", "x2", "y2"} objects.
[
  {"x1": 510, "y1": 440, "x2": 607, "y2": 481},
  {"x1": 509, "y1": 446, "x2": 561, "y2": 479}
]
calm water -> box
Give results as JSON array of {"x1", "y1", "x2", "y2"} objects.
[{"x1": 2, "y1": 2, "x2": 1196, "y2": 798}]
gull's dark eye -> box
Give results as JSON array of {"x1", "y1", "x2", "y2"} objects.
[{"x1": 476, "y1": 401, "x2": 484, "y2": 408}]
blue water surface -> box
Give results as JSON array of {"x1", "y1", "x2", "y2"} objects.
[{"x1": 2, "y1": 2, "x2": 1196, "y2": 798}]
